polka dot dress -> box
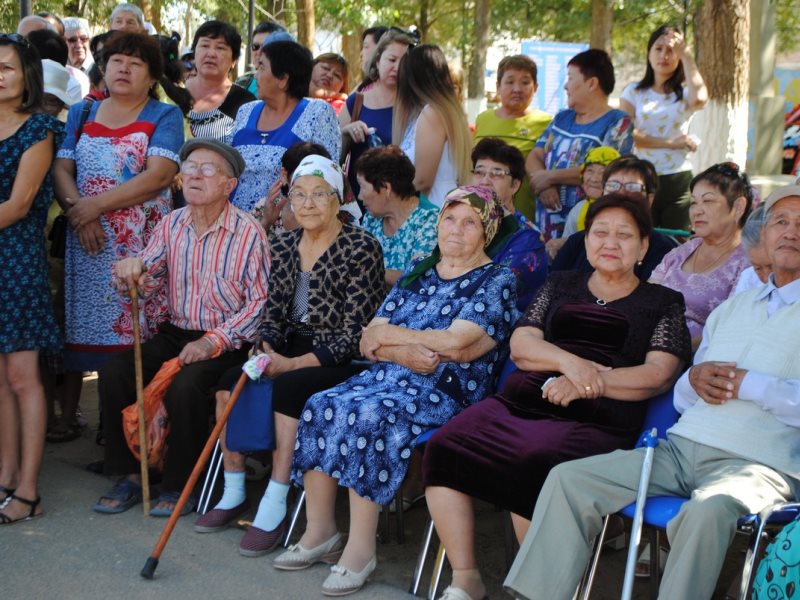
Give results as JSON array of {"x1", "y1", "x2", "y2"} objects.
[{"x1": 291, "y1": 262, "x2": 518, "y2": 505}]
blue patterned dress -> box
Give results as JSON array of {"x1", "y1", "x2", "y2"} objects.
[
  {"x1": 291, "y1": 262, "x2": 519, "y2": 504},
  {"x1": 56, "y1": 99, "x2": 184, "y2": 371},
  {"x1": 0, "y1": 114, "x2": 64, "y2": 353},
  {"x1": 361, "y1": 198, "x2": 439, "y2": 272},
  {"x1": 230, "y1": 98, "x2": 341, "y2": 216}
]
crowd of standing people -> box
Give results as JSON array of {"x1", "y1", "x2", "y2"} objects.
[{"x1": 1, "y1": 7, "x2": 800, "y2": 600}]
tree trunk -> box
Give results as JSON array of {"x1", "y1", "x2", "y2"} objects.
[
  {"x1": 468, "y1": 0, "x2": 490, "y2": 101},
  {"x1": 136, "y1": 0, "x2": 153, "y2": 28},
  {"x1": 419, "y1": 0, "x2": 431, "y2": 43},
  {"x1": 590, "y1": 0, "x2": 613, "y2": 54},
  {"x1": 184, "y1": 0, "x2": 194, "y2": 48},
  {"x1": 691, "y1": 0, "x2": 750, "y2": 169},
  {"x1": 150, "y1": 0, "x2": 163, "y2": 33},
  {"x1": 295, "y1": 0, "x2": 315, "y2": 51},
  {"x1": 342, "y1": 31, "x2": 362, "y2": 91}
]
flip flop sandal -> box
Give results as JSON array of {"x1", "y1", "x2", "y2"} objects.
[
  {"x1": 0, "y1": 494, "x2": 43, "y2": 525},
  {"x1": 149, "y1": 491, "x2": 197, "y2": 518},
  {"x1": 92, "y1": 478, "x2": 142, "y2": 514}
]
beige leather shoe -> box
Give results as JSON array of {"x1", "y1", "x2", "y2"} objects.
[
  {"x1": 321, "y1": 556, "x2": 377, "y2": 596},
  {"x1": 273, "y1": 532, "x2": 344, "y2": 571}
]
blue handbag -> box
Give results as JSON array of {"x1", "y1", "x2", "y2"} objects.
[{"x1": 226, "y1": 377, "x2": 276, "y2": 453}]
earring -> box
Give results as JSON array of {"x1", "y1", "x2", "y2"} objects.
[{"x1": 637, "y1": 259, "x2": 643, "y2": 266}]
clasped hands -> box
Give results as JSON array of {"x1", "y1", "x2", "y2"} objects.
[
  {"x1": 360, "y1": 324, "x2": 440, "y2": 375},
  {"x1": 542, "y1": 358, "x2": 611, "y2": 407},
  {"x1": 65, "y1": 196, "x2": 106, "y2": 256},
  {"x1": 688, "y1": 361, "x2": 746, "y2": 405}
]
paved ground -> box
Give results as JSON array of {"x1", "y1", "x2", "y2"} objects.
[{"x1": 2, "y1": 377, "x2": 748, "y2": 599}]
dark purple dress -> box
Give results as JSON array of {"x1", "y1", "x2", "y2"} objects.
[{"x1": 422, "y1": 271, "x2": 691, "y2": 518}]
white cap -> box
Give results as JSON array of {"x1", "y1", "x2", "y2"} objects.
[
  {"x1": 42, "y1": 59, "x2": 82, "y2": 107},
  {"x1": 63, "y1": 17, "x2": 90, "y2": 32}
]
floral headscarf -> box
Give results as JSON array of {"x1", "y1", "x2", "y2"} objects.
[
  {"x1": 290, "y1": 154, "x2": 345, "y2": 203},
  {"x1": 437, "y1": 185, "x2": 504, "y2": 247}
]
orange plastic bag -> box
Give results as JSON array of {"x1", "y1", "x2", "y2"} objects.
[{"x1": 122, "y1": 357, "x2": 180, "y2": 470}]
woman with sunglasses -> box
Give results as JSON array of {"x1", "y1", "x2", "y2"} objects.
[
  {"x1": 340, "y1": 28, "x2": 416, "y2": 200},
  {"x1": 185, "y1": 20, "x2": 255, "y2": 143},
  {"x1": 620, "y1": 25, "x2": 707, "y2": 230},
  {"x1": 649, "y1": 163, "x2": 752, "y2": 351},
  {"x1": 0, "y1": 34, "x2": 64, "y2": 524}
]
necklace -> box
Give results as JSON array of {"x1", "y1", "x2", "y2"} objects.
[
  {"x1": 690, "y1": 240, "x2": 737, "y2": 273},
  {"x1": 259, "y1": 131, "x2": 270, "y2": 144}
]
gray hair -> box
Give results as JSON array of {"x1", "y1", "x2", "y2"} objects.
[
  {"x1": 63, "y1": 17, "x2": 90, "y2": 33},
  {"x1": 741, "y1": 204, "x2": 767, "y2": 250},
  {"x1": 17, "y1": 15, "x2": 55, "y2": 35},
  {"x1": 110, "y1": 3, "x2": 145, "y2": 27}
]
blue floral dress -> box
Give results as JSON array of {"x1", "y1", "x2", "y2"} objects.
[
  {"x1": 0, "y1": 114, "x2": 64, "y2": 353},
  {"x1": 56, "y1": 99, "x2": 184, "y2": 371},
  {"x1": 291, "y1": 262, "x2": 519, "y2": 504},
  {"x1": 361, "y1": 198, "x2": 439, "y2": 272}
]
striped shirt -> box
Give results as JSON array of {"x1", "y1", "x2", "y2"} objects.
[{"x1": 137, "y1": 202, "x2": 270, "y2": 351}]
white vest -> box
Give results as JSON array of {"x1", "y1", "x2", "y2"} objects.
[{"x1": 669, "y1": 289, "x2": 800, "y2": 479}]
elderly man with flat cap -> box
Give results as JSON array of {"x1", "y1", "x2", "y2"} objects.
[
  {"x1": 503, "y1": 184, "x2": 800, "y2": 600},
  {"x1": 92, "y1": 139, "x2": 270, "y2": 518}
]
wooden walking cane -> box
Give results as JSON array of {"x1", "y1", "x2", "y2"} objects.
[
  {"x1": 130, "y1": 286, "x2": 151, "y2": 516},
  {"x1": 141, "y1": 371, "x2": 250, "y2": 579}
]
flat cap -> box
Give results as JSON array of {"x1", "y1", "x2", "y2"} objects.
[
  {"x1": 763, "y1": 185, "x2": 800, "y2": 213},
  {"x1": 179, "y1": 138, "x2": 246, "y2": 178}
]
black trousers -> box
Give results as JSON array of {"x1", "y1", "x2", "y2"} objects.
[{"x1": 99, "y1": 322, "x2": 248, "y2": 492}]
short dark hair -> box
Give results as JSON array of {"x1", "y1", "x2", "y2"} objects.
[
  {"x1": 585, "y1": 192, "x2": 653, "y2": 239},
  {"x1": 471, "y1": 137, "x2": 526, "y2": 183},
  {"x1": 254, "y1": 20, "x2": 286, "y2": 37},
  {"x1": 282, "y1": 142, "x2": 331, "y2": 177},
  {"x1": 260, "y1": 41, "x2": 313, "y2": 100},
  {"x1": 362, "y1": 26, "x2": 389, "y2": 45},
  {"x1": 496, "y1": 55, "x2": 537, "y2": 86},
  {"x1": 691, "y1": 162, "x2": 753, "y2": 227},
  {"x1": 355, "y1": 145, "x2": 417, "y2": 199},
  {"x1": 603, "y1": 156, "x2": 659, "y2": 195},
  {"x1": 90, "y1": 31, "x2": 113, "y2": 59},
  {"x1": 27, "y1": 29, "x2": 68, "y2": 66},
  {"x1": 36, "y1": 12, "x2": 65, "y2": 36},
  {"x1": 568, "y1": 48, "x2": 615, "y2": 95},
  {"x1": 101, "y1": 32, "x2": 164, "y2": 98},
  {"x1": 192, "y1": 20, "x2": 242, "y2": 61}
]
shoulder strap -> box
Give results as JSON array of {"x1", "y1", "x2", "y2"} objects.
[
  {"x1": 75, "y1": 99, "x2": 95, "y2": 140},
  {"x1": 351, "y1": 92, "x2": 364, "y2": 122}
]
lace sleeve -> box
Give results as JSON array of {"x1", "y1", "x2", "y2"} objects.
[
  {"x1": 648, "y1": 294, "x2": 692, "y2": 365},
  {"x1": 518, "y1": 273, "x2": 558, "y2": 330}
]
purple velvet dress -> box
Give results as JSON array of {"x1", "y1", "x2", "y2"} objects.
[{"x1": 422, "y1": 271, "x2": 691, "y2": 518}]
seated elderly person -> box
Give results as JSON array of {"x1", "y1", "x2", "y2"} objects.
[
  {"x1": 733, "y1": 205, "x2": 772, "y2": 294},
  {"x1": 356, "y1": 145, "x2": 439, "y2": 288},
  {"x1": 194, "y1": 156, "x2": 385, "y2": 554},
  {"x1": 471, "y1": 137, "x2": 548, "y2": 311},
  {"x1": 93, "y1": 139, "x2": 270, "y2": 516},
  {"x1": 423, "y1": 193, "x2": 691, "y2": 600},
  {"x1": 552, "y1": 156, "x2": 677, "y2": 279},
  {"x1": 649, "y1": 162, "x2": 751, "y2": 350},
  {"x1": 505, "y1": 185, "x2": 800, "y2": 600},
  {"x1": 273, "y1": 186, "x2": 519, "y2": 596}
]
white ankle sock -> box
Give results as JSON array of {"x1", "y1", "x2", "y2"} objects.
[
  {"x1": 214, "y1": 471, "x2": 246, "y2": 510},
  {"x1": 251, "y1": 479, "x2": 290, "y2": 531}
]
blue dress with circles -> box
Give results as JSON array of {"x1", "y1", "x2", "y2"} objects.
[{"x1": 291, "y1": 262, "x2": 519, "y2": 505}]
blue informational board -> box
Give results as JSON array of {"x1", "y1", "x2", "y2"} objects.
[{"x1": 520, "y1": 40, "x2": 589, "y2": 114}]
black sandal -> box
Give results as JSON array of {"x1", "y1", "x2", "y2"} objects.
[
  {"x1": 0, "y1": 485, "x2": 15, "y2": 503},
  {"x1": 0, "y1": 494, "x2": 42, "y2": 525}
]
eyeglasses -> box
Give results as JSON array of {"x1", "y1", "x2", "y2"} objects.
[
  {"x1": 183, "y1": 60, "x2": 195, "y2": 71},
  {"x1": 604, "y1": 181, "x2": 646, "y2": 194},
  {"x1": 251, "y1": 42, "x2": 262, "y2": 52},
  {"x1": 0, "y1": 33, "x2": 30, "y2": 49},
  {"x1": 180, "y1": 161, "x2": 227, "y2": 177},
  {"x1": 288, "y1": 189, "x2": 337, "y2": 207},
  {"x1": 471, "y1": 167, "x2": 511, "y2": 180},
  {"x1": 67, "y1": 35, "x2": 90, "y2": 44}
]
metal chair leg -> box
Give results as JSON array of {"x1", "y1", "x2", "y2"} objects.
[
  {"x1": 650, "y1": 528, "x2": 660, "y2": 599},
  {"x1": 198, "y1": 439, "x2": 222, "y2": 515},
  {"x1": 396, "y1": 493, "x2": 405, "y2": 544},
  {"x1": 284, "y1": 489, "x2": 306, "y2": 546},
  {"x1": 409, "y1": 517, "x2": 436, "y2": 596},
  {"x1": 577, "y1": 514, "x2": 610, "y2": 599},
  {"x1": 426, "y1": 542, "x2": 447, "y2": 600},
  {"x1": 380, "y1": 499, "x2": 391, "y2": 543}
]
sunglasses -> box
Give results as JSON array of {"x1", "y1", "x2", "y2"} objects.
[
  {"x1": 67, "y1": 35, "x2": 90, "y2": 44},
  {"x1": 251, "y1": 41, "x2": 262, "y2": 52},
  {"x1": 0, "y1": 33, "x2": 30, "y2": 49}
]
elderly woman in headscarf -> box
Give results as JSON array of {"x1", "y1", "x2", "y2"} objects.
[
  {"x1": 273, "y1": 186, "x2": 519, "y2": 596},
  {"x1": 194, "y1": 155, "x2": 385, "y2": 555}
]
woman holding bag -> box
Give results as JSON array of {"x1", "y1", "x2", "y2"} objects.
[{"x1": 194, "y1": 155, "x2": 385, "y2": 556}]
